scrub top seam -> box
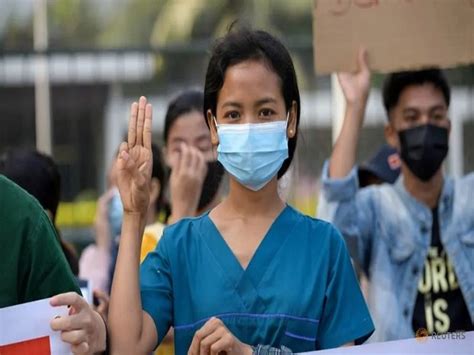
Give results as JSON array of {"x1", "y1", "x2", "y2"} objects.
[{"x1": 174, "y1": 312, "x2": 320, "y2": 331}]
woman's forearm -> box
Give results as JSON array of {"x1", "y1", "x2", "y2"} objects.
[{"x1": 108, "y1": 212, "x2": 150, "y2": 353}]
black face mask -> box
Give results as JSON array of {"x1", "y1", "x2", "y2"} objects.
[
  {"x1": 398, "y1": 124, "x2": 449, "y2": 181},
  {"x1": 197, "y1": 161, "x2": 225, "y2": 211}
]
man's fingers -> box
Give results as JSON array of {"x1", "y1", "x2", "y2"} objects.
[
  {"x1": 50, "y1": 292, "x2": 85, "y2": 311},
  {"x1": 50, "y1": 313, "x2": 82, "y2": 332},
  {"x1": 60, "y1": 329, "x2": 87, "y2": 346},
  {"x1": 93, "y1": 289, "x2": 109, "y2": 302},
  {"x1": 71, "y1": 341, "x2": 89, "y2": 355},
  {"x1": 143, "y1": 103, "x2": 153, "y2": 150},
  {"x1": 128, "y1": 102, "x2": 138, "y2": 149},
  {"x1": 358, "y1": 47, "x2": 370, "y2": 72},
  {"x1": 136, "y1": 96, "x2": 147, "y2": 146}
]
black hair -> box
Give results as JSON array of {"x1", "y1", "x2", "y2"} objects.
[
  {"x1": 0, "y1": 148, "x2": 79, "y2": 275},
  {"x1": 383, "y1": 68, "x2": 451, "y2": 119},
  {"x1": 0, "y1": 149, "x2": 61, "y2": 219},
  {"x1": 163, "y1": 90, "x2": 204, "y2": 144},
  {"x1": 203, "y1": 26, "x2": 300, "y2": 178},
  {"x1": 150, "y1": 142, "x2": 169, "y2": 217}
]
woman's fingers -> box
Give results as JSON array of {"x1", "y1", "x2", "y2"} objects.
[
  {"x1": 136, "y1": 96, "x2": 147, "y2": 146},
  {"x1": 143, "y1": 103, "x2": 153, "y2": 150},
  {"x1": 179, "y1": 143, "x2": 191, "y2": 174},
  {"x1": 195, "y1": 150, "x2": 207, "y2": 178},
  {"x1": 116, "y1": 142, "x2": 130, "y2": 171},
  {"x1": 200, "y1": 327, "x2": 225, "y2": 355},
  {"x1": 128, "y1": 102, "x2": 138, "y2": 149},
  {"x1": 210, "y1": 335, "x2": 232, "y2": 355},
  {"x1": 188, "y1": 317, "x2": 222, "y2": 355}
]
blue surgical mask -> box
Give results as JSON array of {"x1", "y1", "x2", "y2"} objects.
[
  {"x1": 108, "y1": 187, "x2": 123, "y2": 238},
  {"x1": 215, "y1": 115, "x2": 289, "y2": 191}
]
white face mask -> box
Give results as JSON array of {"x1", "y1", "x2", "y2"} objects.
[{"x1": 214, "y1": 114, "x2": 289, "y2": 191}]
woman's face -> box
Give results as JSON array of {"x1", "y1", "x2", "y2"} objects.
[
  {"x1": 208, "y1": 59, "x2": 297, "y2": 145},
  {"x1": 165, "y1": 111, "x2": 213, "y2": 168}
]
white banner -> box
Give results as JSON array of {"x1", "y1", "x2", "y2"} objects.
[
  {"x1": 0, "y1": 298, "x2": 71, "y2": 354},
  {"x1": 303, "y1": 331, "x2": 474, "y2": 354}
]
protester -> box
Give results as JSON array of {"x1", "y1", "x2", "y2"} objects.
[
  {"x1": 319, "y1": 143, "x2": 401, "y2": 299},
  {"x1": 0, "y1": 149, "x2": 111, "y2": 323},
  {"x1": 108, "y1": 27, "x2": 374, "y2": 354},
  {"x1": 0, "y1": 174, "x2": 106, "y2": 354},
  {"x1": 320, "y1": 50, "x2": 474, "y2": 342},
  {"x1": 160, "y1": 90, "x2": 225, "y2": 226},
  {"x1": 0, "y1": 149, "x2": 79, "y2": 275},
  {"x1": 139, "y1": 90, "x2": 225, "y2": 355}
]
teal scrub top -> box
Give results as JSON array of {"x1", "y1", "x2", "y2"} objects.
[{"x1": 140, "y1": 205, "x2": 374, "y2": 354}]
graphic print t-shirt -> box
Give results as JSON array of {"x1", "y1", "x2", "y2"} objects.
[{"x1": 412, "y1": 208, "x2": 473, "y2": 335}]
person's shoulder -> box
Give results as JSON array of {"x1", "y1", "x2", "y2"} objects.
[
  {"x1": 0, "y1": 174, "x2": 48, "y2": 225},
  {"x1": 453, "y1": 173, "x2": 474, "y2": 211},
  {"x1": 161, "y1": 213, "x2": 208, "y2": 245},
  {"x1": 288, "y1": 205, "x2": 345, "y2": 245},
  {"x1": 0, "y1": 174, "x2": 29, "y2": 202}
]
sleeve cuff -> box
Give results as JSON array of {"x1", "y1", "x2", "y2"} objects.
[
  {"x1": 321, "y1": 160, "x2": 359, "y2": 202},
  {"x1": 319, "y1": 316, "x2": 375, "y2": 349}
]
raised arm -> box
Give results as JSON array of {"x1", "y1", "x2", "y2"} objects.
[
  {"x1": 319, "y1": 50, "x2": 375, "y2": 272},
  {"x1": 329, "y1": 49, "x2": 371, "y2": 178},
  {"x1": 108, "y1": 96, "x2": 158, "y2": 354}
]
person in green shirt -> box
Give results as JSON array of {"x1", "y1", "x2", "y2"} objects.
[{"x1": 0, "y1": 174, "x2": 106, "y2": 354}]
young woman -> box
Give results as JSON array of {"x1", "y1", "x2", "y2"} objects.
[
  {"x1": 139, "y1": 91, "x2": 225, "y2": 355},
  {"x1": 109, "y1": 27, "x2": 374, "y2": 354},
  {"x1": 160, "y1": 89, "x2": 225, "y2": 226}
]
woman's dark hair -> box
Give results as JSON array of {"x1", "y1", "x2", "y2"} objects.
[
  {"x1": 151, "y1": 142, "x2": 169, "y2": 217},
  {"x1": 203, "y1": 26, "x2": 300, "y2": 178},
  {"x1": 383, "y1": 68, "x2": 451, "y2": 119},
  {"x1": 163, "y1": 90, "x2": 204, "y2": 144}
]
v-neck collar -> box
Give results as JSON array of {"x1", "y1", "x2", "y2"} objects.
[{"x1": 200, "y1": 205, "x2": 297, "y2": 289}]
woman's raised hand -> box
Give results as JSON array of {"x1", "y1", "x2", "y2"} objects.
[{"x1": 116, "y1": 96, "x2": 153, "y2": 217}]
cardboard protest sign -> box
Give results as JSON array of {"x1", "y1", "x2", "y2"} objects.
[
  {"x1": 313, "y1": 0, "x2": 474, "y2": 74},
  {"x1": 0, "y1": 298, "x2": 71, "y2": 355}
]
